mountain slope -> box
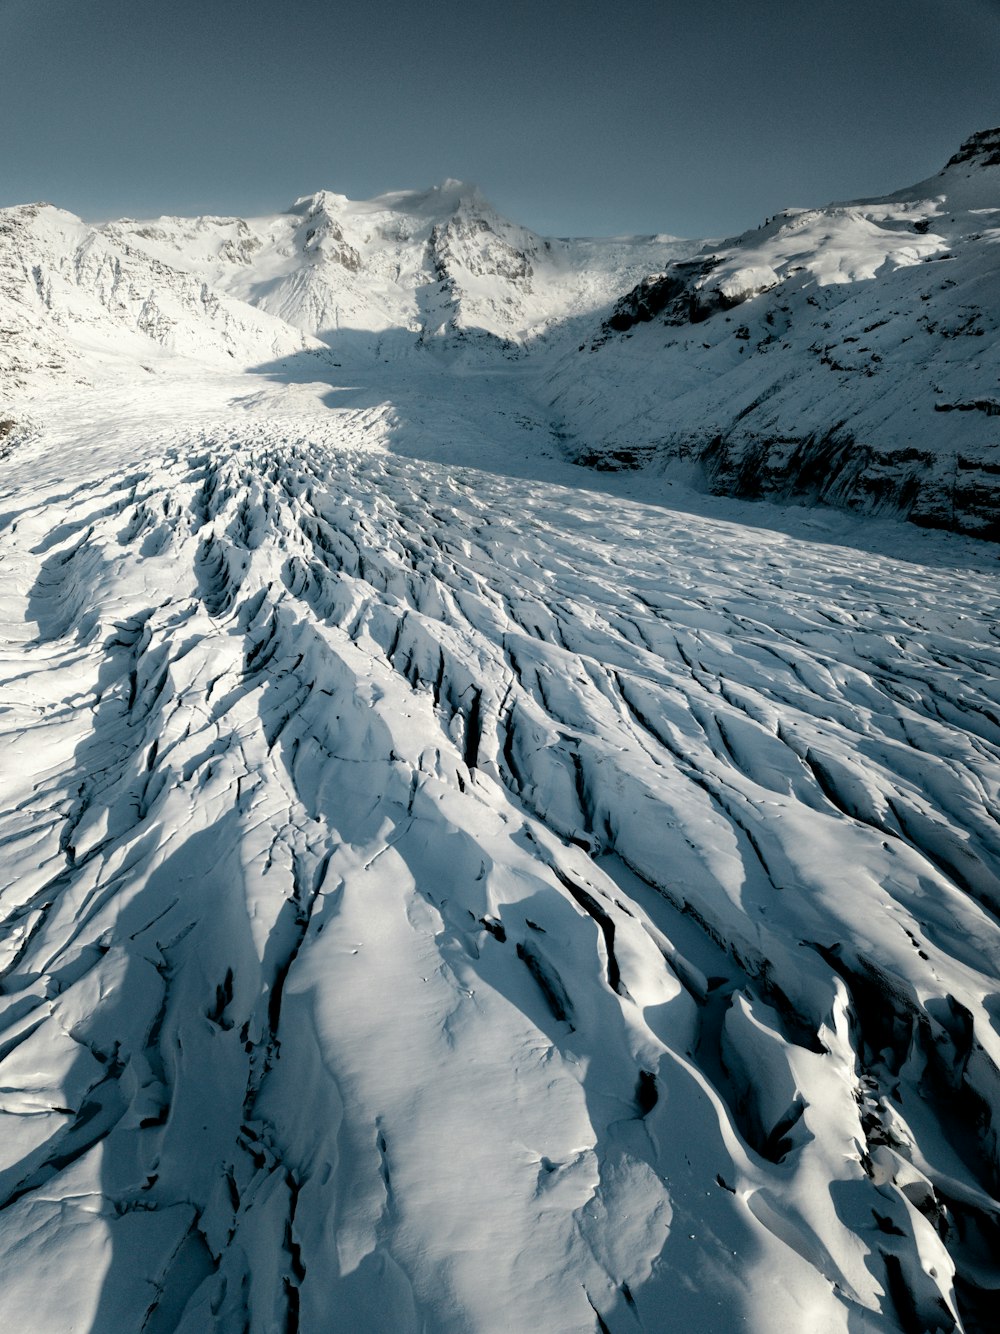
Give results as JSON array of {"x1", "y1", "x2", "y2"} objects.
[
  {"x1": 0, "y1": 202, "x2": 324, "y2": 392},
  {"x1": 99, "y1": 181, "x2": 694, "y2": 355},
  {"x1": 546, "y1": 129, "x2": 1000, "y2": 538},
  {"x1": 2, "y1": 140, "x2": 999, "y2": 537}
]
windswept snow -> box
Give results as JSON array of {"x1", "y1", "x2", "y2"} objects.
[{"x1": 1, "y1": 139, "x2": 999, "y2": 1333}]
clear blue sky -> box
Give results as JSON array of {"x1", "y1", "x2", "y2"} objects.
[{"x1": 2, "y1": 0, "x2": 999, "y2": 237}]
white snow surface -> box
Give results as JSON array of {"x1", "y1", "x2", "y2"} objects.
[
  {"x1": 547, "y1": 131, "x2": 1000, "y2": 538},
  {"x1": 97, "y1": 181, "x2": 695, "y2": 352},
  {"x1": 0, "y1": 148, "x2": 999, "y2": 1333}
]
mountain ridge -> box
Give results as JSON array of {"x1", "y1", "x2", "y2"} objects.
[
  {"x1": 1, "y1": 134, "x2": 998, "y2": 536},
  {"x1": 549, "y1": 129, "x2": 1000, "y2": 539}
]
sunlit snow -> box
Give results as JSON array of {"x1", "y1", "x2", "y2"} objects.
[{"x1": 1, "y1": 136, "x2": 998, "y2": 1333}]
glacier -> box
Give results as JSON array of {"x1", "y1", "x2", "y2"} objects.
[{"x1": 0, "y1": 134, "x2": 999, "y2": 1333}]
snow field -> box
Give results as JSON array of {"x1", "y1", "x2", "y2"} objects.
[{"x1": 0, "y1": 372, "x2": 997, "y2": 1331}]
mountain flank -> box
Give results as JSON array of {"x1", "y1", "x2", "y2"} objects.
[{"x1": 2, "y1": 131, "x2": 998, "y2": 536}]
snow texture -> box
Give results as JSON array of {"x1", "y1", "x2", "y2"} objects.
[
  {"x1": 552, "y1": 128, "x2": 1000, "y2": 539},
  {"x1": 0, "y1": 137, "x2": 999, "y2": 1333}
]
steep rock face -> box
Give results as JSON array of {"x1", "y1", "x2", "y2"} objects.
[
  {"x1": 422, "y1": 203, "x2": 539, "y2": 346},
  {"x1": 945, "y1": 126, "x2": 1000, "y2": 169},
  {"x1": 551, "y1": 132, "x2": 1000, "y2": 539}
]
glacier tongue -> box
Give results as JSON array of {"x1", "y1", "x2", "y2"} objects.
[
  {"x1": 2, "y1": 136, "x2": 1000, "y2": 1331},
  {"x1": 0, "y1": 363, "x2": 998, "y2": 1333}
]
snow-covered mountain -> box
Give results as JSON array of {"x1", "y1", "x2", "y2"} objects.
[
  {"x1": 548, "y1": 129, "x2": 1000, "y2": 539},
  {"x1": 103, "y1": 181, "x2": 693, "y2": 352},
  {"x1": 2, "y1": 136, "x2": 998, "y2": 536},
  {"x1": 0, "y1": 180, "x2": 692, "y2": 389},
  {"x1": 0, "y1": 201, "x2": 323, "y2": 388},
  {"x1": 1, "y1": 139, "x2": 999, "y2": 1334}
]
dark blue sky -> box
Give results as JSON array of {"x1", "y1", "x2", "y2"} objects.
[{"x1": 3, "y1": 0, "x2": 999, "y2": 237}]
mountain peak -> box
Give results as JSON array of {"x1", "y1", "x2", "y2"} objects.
[
  {"x1": 367, "y1": 179, "x2": 487, "y2": 218},
  {"x1": 286, "y1": 180, "x2": 489, "y2": 225},
  {"x1": 943, "y1": 126, "x2": 1000, "y2": 171},
  {"x1": 429, "y1": 177, "x2": 483, "y2": 204},
  {"x1": 287, "y1": 189, "x2": 351, "y2": 219}
]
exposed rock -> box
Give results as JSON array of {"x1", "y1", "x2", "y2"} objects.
[
  {"x1": 944, "y1": 126, "x2": 1000, "y2": 170},
  {"x1": 556, "y1": 130, "x2": 1000, "y2": 539}
]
